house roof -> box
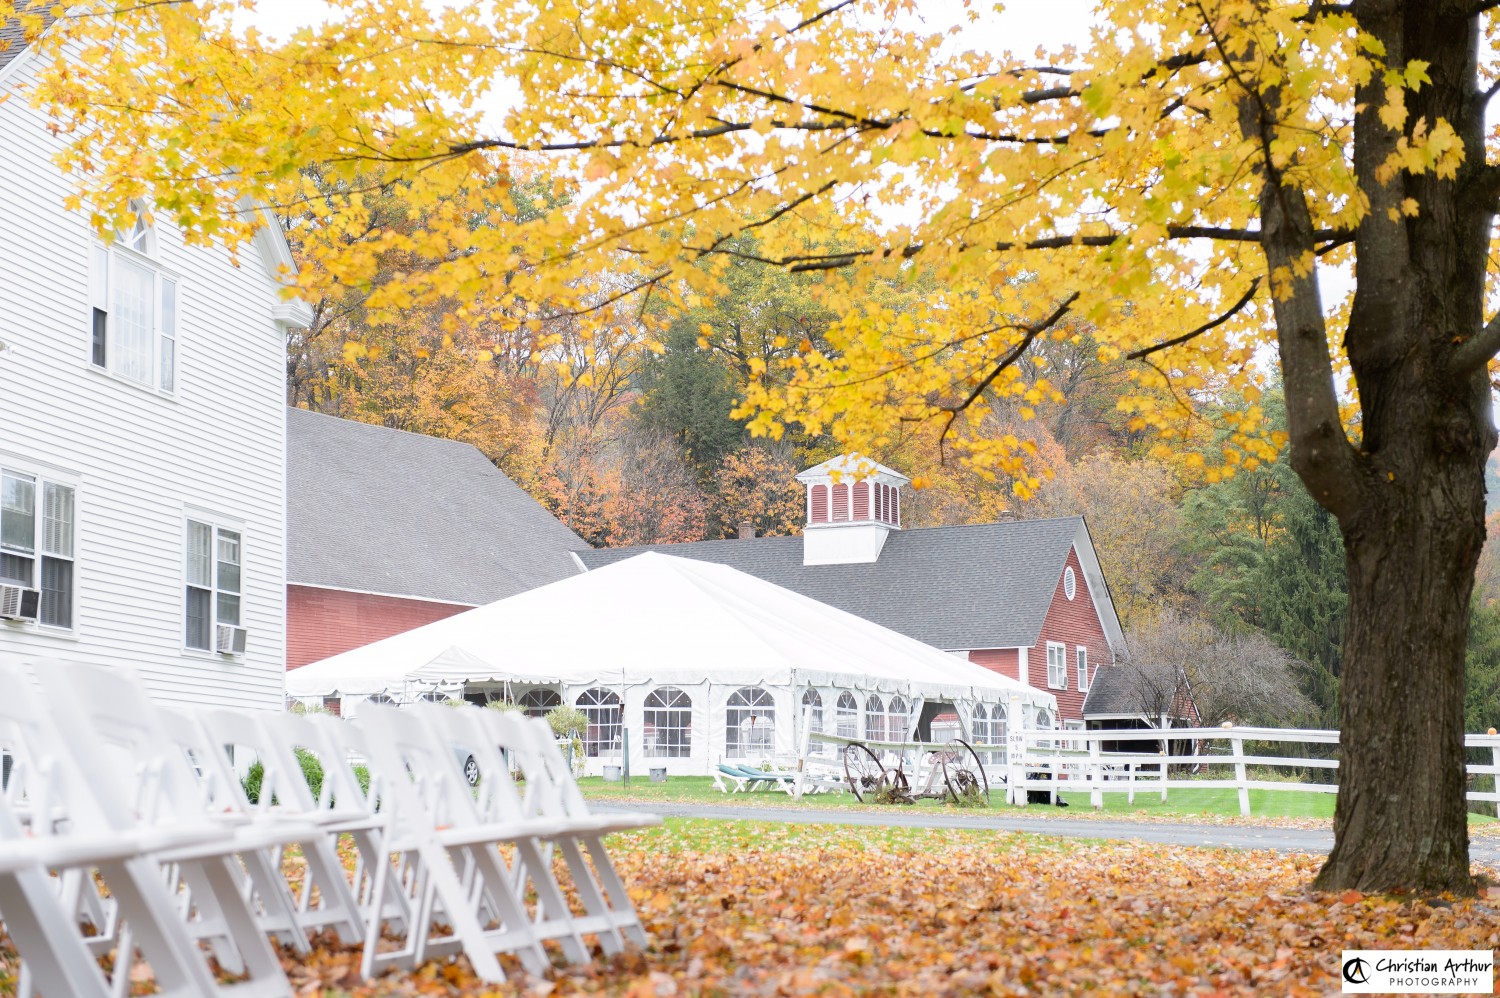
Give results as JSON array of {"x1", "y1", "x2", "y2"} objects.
[
  {"x1": 287, "y1": 408, "x2": 590, "y2": 606},
  {"x1": 575, "y1": 515, "x2": 1125, "y2": 655},
  {"x1": 795, "y1": 453, "x2": 910, "y2": 485},
  {"x1": 1082, "y1": 661, "x2": 1191, "y2": 719},
  {"x1": 1, "y1": 17, "x2": 33, "y2": 73}
]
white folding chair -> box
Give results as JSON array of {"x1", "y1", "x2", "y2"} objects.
[
  {"x1": 265, "y1": 711, "x2": 406, "y2": 935},
  {"x1": 353, "y1": 703, "x2": 551, "y2": 983},
  {"x1": 482, "y1": 712, "x2": 658, "y2": 949},
  {"x1": 0, "y1": 659, "x2": 252, "y2": 998},
  {"x1": 407, "y1": 703, "x2": 596, "y2": 962},
  {"x1": 196, "y1": 707, "x2": 365, "y2": 947},
  {"x1": 31, "y1": 661, "x2": 299, "y2": 997}
]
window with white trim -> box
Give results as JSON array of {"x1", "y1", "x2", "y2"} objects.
[
  {"x1": 0, "y1": 470, "x2": 75, "y2": 629},
  {"x1": 643, "y1": 687, "x2": 691, "y2": 758},
  {"x1": 90, "y1": 201, "x2": 178, "y2": 393},
  {"x1": 518, "y1": 688, "x2": 561, "y2": 717},
  {"x1": 184, "y1": 519, "x2": 241, "y2": 651},
  {"x1": 726, "y1": 686, "x2": 775, "y2": 757},
  {"x1": 1046, "y1": 641, "x2": 1067, "y2": 689},
  {"x1": 1076, "y1": 647, "x2": 1089, "y2": 691},
  {"x1": 576, "y1": 687, "x2": 622, "y2": 757},
  {"x1": 835, "y1": 691, "x2": 859, "y2": 739}
]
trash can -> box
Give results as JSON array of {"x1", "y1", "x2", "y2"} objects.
[
  {"x1": 603, "y1": 764, "x2": 622, "y2": 782},
  {"x1": 649, "y1": 767, "x2": 668, "y2": 783}
]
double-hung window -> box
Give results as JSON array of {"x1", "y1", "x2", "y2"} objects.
[
  {"x1": 1046, "y1": 641, "x2": 1067, "y2": 690},
  {"x1": 0, "y1": 470, "x2": 76, "y2": 629},
  {"x1": 1076, "y1": 647, "x2": 1089, "y2": 691},
  {"x1": 185, "y1": 519, "x2": 241, "y2": 651},
  {"x1": 90, "y1": 202, "x2": 178, "y2": 393}
]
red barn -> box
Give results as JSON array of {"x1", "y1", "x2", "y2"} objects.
[
  {"x1": 577, "y1": 454, "x2": 1130, "y2": 733},
  {"x1": 285, "y1": 408, "x2": 590, "y2": 670}
]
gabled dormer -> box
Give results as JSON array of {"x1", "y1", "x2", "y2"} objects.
[{"x1": 795, "y1": 454, "x2": 909, "y2": 566}]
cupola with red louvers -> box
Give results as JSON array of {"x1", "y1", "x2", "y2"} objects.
[{"x1": 795, "y1": 454, "x2": 910, "y2": 566}]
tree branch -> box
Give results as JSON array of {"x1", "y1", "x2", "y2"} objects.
[
  {"x1": 1449, "y1": 313, "x2": 1500, "y2": 376},
  {"x1": 1126, "y1": 277, "x2": 1262, "y2": 360}
]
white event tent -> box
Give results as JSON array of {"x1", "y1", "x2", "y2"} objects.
[{"x1": 285, "y1": 552, "x2": 1055, "y2": 776}]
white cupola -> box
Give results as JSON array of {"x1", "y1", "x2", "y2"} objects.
[{"x1": 795, "y1": 454, "x2": 910, "y2": 566}]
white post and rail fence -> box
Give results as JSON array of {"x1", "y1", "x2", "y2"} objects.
[{"x1": 796, "y1": 715, "x2": 1500, "y2": 814}]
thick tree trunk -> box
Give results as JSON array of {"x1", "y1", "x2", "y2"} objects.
[
  {"x1": 1316, "y1": 471, "x2": 1488, "y2": 893},
  {"x1": 1299, "y1": 0, "x2": 1497, "y2": 894}
]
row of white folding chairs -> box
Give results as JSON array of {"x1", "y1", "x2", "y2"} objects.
[{"x1": 0, "y1": 658, "x2": 658, "y2": 996}]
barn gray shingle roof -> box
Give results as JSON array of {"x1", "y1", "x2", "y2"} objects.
[
  {"x1": 1082, "y1": 661, "x2": 1190, "y2": 719},
  {"x1": 287, "y1": 408, "x2": 590, "y2": 606},
  {"x1": 575, "y1": 516, "x2": 1087, "y2": 651}
]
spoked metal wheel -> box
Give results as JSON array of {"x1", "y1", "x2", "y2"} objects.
[
  {"x1": 941, "y1": 738, "x2": 990, "y2": 806},
  {"x1": 843, "y1": 742, "x2": 889, "y2": 802}
]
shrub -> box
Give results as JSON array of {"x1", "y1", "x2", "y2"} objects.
[
  {"x1": 486, "y1": 699, "x2": 524, "y2": 713},
  {"x1": 241, "y1": 747, "x2": 325, "y2": 805},
  {"x1": 545, "y1": 706, "x2": 588, "y2": 739}
]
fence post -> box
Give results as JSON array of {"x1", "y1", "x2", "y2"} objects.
[
  {"x1": 1089, "y1": 735, "x2": 1103, "y2": 809},
  {"x1": 1007, "y1": 696, "x2": 1026, "y2": 806},
  {"x1": 1159, "y1": 722, "x2": 1169, "y2": 802},
  {"x1": 1127, "y1": 761, "x2": 1136, "y2": 805},
  {"x1": 1231, "y1": 734, "x2": 1250, "y2": 817}
]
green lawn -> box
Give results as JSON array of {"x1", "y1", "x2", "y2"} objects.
[
  {"x1": 578, "y1": 775, "x2": 1497, "y2": 824},
  {"x1": 612, "y1": 816, "x2": 1072, "y2": 853}
]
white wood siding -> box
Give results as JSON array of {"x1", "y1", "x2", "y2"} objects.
[{"x1": 0, "y1": 57, "x2": 287, "y2": 710}]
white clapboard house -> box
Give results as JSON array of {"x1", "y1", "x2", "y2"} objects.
[{"x1": 0, "y1": 27, "x2": 311, "y2": 709}]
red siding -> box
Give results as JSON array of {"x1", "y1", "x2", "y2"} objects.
[
  {"x1": 968, "y1": 648, "x2": 1020, "y2": 682},
  {"x1": 968, "y1": 546, "x2": 1114, "y2": 724},
  {"x1": 286, "y1": 585, "x2": 472, "y2": 669}
]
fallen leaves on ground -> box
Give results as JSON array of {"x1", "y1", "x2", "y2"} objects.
[{"x1": 5, "y1": 821, "x2": 1498, "y2": 996}]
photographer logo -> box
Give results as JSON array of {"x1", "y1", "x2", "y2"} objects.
[{"x1": 1340, "y1": 950, "x2": 1493, "y2": 994}]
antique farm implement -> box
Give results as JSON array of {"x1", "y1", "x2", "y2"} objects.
[{"x1": 841, "y1": 738, "x2": 992, "y2": 805}]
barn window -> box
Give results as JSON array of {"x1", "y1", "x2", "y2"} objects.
[
  {"x1": 864, "y1": 694, "x2": 885, "y2": 742},
  {"x1": 1063, "y1": 566, "x2": 1077, "y2": 600},
  {"x1": 832, "y1": 482, "x2": 850, "y2": 521},
  {"x1": 852, "y1": 481, "x2": 870, "y2": 520},
  {"x1": 518, "y1": 688, "x2": 561, "y2": 717},
  {"x1": 810, "y1": 484, "x2": 829, "y2": 524},
  {"x1": 726, "y1": 687, "x2": 775, "y2": 757},
  {"x1": 643, "y1": 687, "x2": 691, "y2": 758},
  {"x1": 1046, "y1": 641, "x2": 1067, "y2": 689},
  {"x1": 835, "y1": 691, "x2": 859, "y2": 738},
  {"x1": 1076, "y1": 647, "x2": 1089, "y2": 691},
  {"x1": 576, "y1": 688, "x2": 622, "y2": 757}
]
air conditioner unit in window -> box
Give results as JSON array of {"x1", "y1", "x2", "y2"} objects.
[
  {"x1": 215, "y1": 623, "x2": 248, "y2": 656},
  {"x1": 0, "y1": 585, "x2": 40, "y2": 622}
]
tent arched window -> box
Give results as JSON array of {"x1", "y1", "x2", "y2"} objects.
[
  {"x1": 835, "y1": 691, "x2": 859, "y2": 739},
  {"x1": 800, "y1": 689, "x2": 823, "y2": 732},
  {"x1": 864, "y1": 694, "x2": 886, "y2": 742},
  {"x1": 576, "y1": 688, "x2": 622, "y2": 757},
  {"x1": 973, "y1": 703, "x2": 1002, "y2": 765},
  {"x1": 1035, "y1": 706, "x2": 1054, "y2": 750},
  {"x1": 888, "y1": 696, "x2": 908, "y2": 741},
  {"x1": 643, "y1": 687, "x2": 691, "y2": 758},
  {"x1": 518, "y1": 688, "x2": 561, "y2": 718},
  {"x1": 726, "y1": 687, "x2": 775, "y2": 757}
]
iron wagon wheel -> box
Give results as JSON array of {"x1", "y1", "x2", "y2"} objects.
[
  {"x1": 843, "y1": 742, "x2": 889, "y2": 802},
  {"x1": 941, "y1": 739, "x2": 990, "y2": 806}
]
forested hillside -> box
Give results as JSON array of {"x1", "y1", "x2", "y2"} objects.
[{"x1": 282, "y1": 185, "x2": 1500, "y2": 734}]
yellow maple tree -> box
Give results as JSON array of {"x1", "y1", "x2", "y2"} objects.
[{"x1": 6, "y1": 0, "x2": 1498, "y2": 893}]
